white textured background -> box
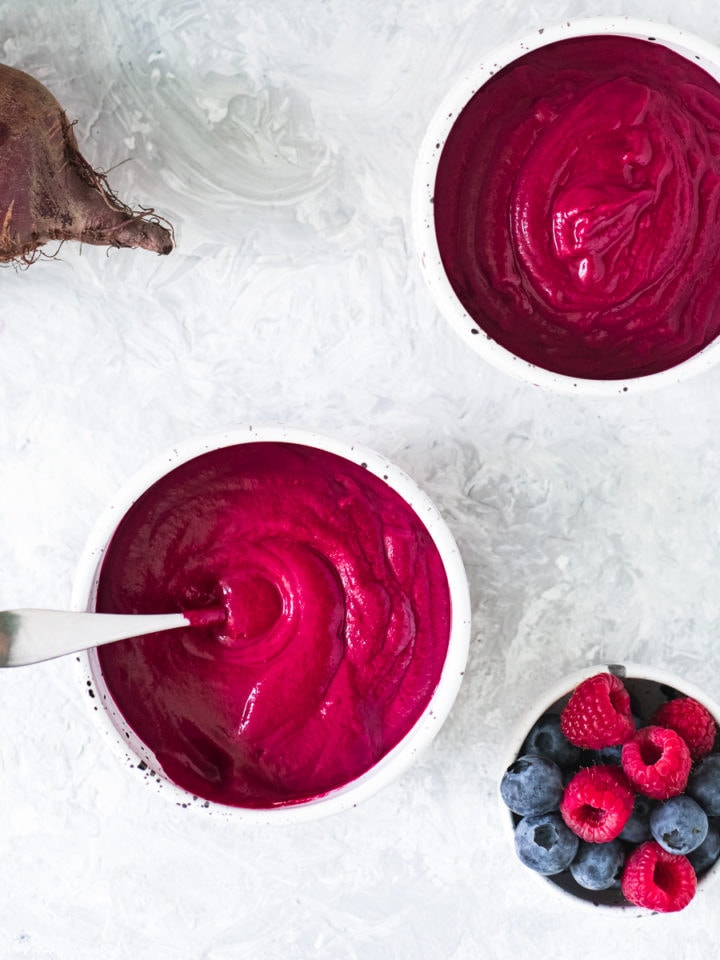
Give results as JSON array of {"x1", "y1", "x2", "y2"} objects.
[{"x1": 2, "y1": 1, "x2": 720, "y2": 957}]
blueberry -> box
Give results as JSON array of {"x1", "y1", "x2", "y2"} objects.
[
  {"x1": 620, "y1": 794, "x2": 657, "y2": 843},
  {"x1": 586, "y1": 714, "x2": 641, "y2": 767},
  {"x1": 514, "y1": 812, "x2": 580, "y2": 875},
  {"x1": 500, "y1": 754, "x2": 564, "y2": 816},
  {"x1": 521, "y1": 714, "x2": 581, "y2": 768},
  {"x1": 593, "y1": 744, "x2": 623, "y2": 765},
  {"x1": 688, "y1": 755, "x2": 720, "y2": 815},
  {"x1": 650, "y1": 795, "x2": 708, "y2": 855},
  {"x1": 570, "y1": 839, "x2": 625, "y2": 891},
  {"x1": 688, "y1": 820, "x2": 720, "y2": 876}
]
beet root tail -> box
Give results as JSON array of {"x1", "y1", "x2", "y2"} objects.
[
  {"x1": 59, "y1": 140, "x2": 175, "y2": 256},
  {"x1": 101, "y1": 213, "x2": 175, "y2": 256}
]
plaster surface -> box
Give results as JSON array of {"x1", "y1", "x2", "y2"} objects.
[{"x1": 2, "y1": 1, "x2": 720, "y2": 957}]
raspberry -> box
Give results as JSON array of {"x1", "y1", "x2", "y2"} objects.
[
  {"x1": 560, "y1": 672, "x2": 635, "y2": 749},
  {"x1": 621, "y1": 841, "x2": 697, "y2": 913},
  {"x1": 559, "y1": 765, "x2": 634, "y2": 842},
  {"x1": 651, "y1": 697, "x2": 717, "y2": 761},
  {"x1": 621, "y1": 726, "x2": 692, "y2": 799}
]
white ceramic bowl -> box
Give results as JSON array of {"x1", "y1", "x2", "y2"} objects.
[
  {"x1": 412, "y1": 17, "x2": 720, "y2": 395},
  {"x1": 71, "y1": 426, "x2": 471, "y2": 823},
  {"x1": 500, "y1": 663, "x2": 720, "y2": 914}
]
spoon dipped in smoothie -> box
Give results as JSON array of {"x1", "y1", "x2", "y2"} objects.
[{"x1": 0, "y1": 605, "x2": 226, "y2": 667}]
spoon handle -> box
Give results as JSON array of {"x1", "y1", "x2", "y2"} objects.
[{"x1": 0, "y1": 608, "x2": 219, "y2": 667}]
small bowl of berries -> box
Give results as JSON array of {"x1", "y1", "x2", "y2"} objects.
[{"x1": 500, "y1": 664, "x2": 720, "y2": 914}]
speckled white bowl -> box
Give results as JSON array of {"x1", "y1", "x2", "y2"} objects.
[
  {"x1": 412, "y1": 17, "x2": 720, "y2": 396},
  {"x1": 500, "y1": 663, "x2": 720, "y2": 914},
  {"x1": 71, "y1": 425, "x2": 472, "y2": 823}
]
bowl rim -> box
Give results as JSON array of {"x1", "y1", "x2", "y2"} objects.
[
  {"x1": 70, "y1": 424, "x2": 472, "y2": 823},
  {"x1": 411, "y1": 16, "x2": 720, "y2": 396},
  {"x1": 499, "y1": 662, "x2": 720, "y2": 914}
]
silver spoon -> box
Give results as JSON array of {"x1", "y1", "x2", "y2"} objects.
[{"x1": 0, "y1": 606, "x2": 226, "y2": 667}]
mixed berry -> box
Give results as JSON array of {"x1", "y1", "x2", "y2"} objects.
[{"x1": 501, "y1": 671, "x2": 720, "y2": 912}]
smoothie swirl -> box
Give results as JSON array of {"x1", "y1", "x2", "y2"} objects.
[
  {"x1": 434, "y1": 35, "x2": 720, "y2": 379},
  {"x1": 95, "y1": 442, "x2": 451, "y2": 808}
]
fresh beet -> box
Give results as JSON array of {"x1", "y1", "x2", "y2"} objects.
[{"x1": 0, "y1": 63, "x2": 173, "y2": 263}]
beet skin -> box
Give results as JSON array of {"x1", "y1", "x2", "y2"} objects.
[{"x1": 0, "y1": 63, "x2": 173, "y2": 262}]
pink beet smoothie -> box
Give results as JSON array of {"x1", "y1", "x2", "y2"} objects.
[
  {"x1": 434, "y1": 35, "x2": 720, "y2": 379},
  {"x1": 95, "y1": 442, "x2": 452, "y2": 808}
]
